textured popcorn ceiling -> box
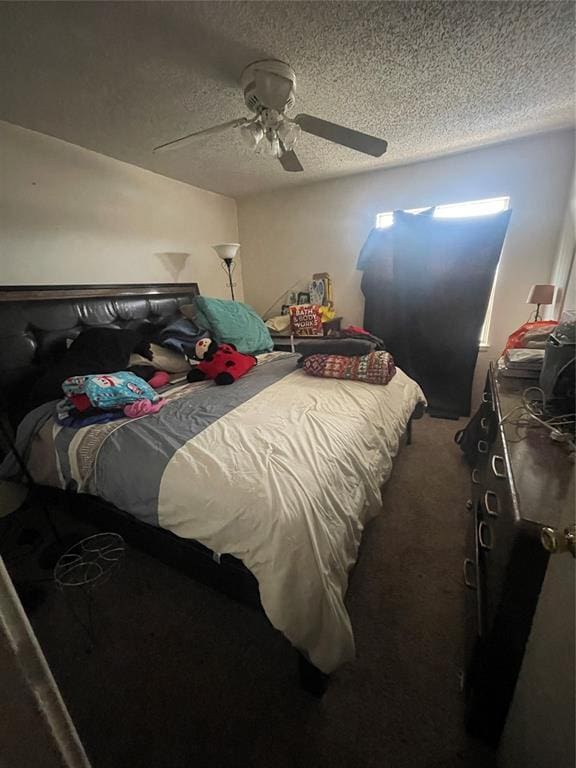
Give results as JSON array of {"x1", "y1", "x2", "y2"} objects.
[{"x1": 0, "y1": 1, "x2": 574, "y2": 198}]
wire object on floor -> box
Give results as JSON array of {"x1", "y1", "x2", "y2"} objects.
[{"x1": 54, "y1": 532, "x2": 125, "y2": 591}]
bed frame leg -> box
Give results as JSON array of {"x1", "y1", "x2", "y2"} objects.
[
  {"x1": 298, "y1": 653, "x2": 329, "y2": 696},
  {"x1": 406, "y1": 417, "x2": 413, "y2": 446}
]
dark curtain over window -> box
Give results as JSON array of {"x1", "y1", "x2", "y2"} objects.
[{"x1": 358, "y1": 209, "x2": 511, "y2": 418}]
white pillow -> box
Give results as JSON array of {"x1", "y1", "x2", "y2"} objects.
[
  {"x1": 265, "y1": 315, "x2": 291, "y2": 335},
  {"x1": 129, "y1": 343, "x2": 191, "y2": 373}
]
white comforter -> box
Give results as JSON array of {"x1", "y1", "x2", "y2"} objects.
[{"x1": 158, "y1": 366, "x2": 425, "y2": 673}]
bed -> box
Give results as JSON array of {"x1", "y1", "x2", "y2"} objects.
[{"x1": 0, "y1": 284, "x2": 426, "y2": 689}]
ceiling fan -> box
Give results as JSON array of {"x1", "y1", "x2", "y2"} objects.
[{"x1": 153, "y1": 59, "x2": 388, "y2": 172}]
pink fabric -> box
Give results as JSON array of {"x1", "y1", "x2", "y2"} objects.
[
  {"x1": 148, "y1": 371, "x2": 170, "y2": 389},
  {"x1": 123, "y1": 399, "x2": 165, "y2": 418}
]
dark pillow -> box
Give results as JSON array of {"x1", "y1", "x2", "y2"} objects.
[
  {"x1": 28, "y1": 328, "x2": 151, "y2": 407},
  {"x1": 297, "y1": 338, "x2": 376, "y2": 360}
]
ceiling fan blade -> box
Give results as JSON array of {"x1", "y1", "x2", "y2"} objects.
[
  {"x1": 294, "y1": 114, "x2": 388, "y2": 158},
  {"x1": 278, "y1": 148, "x2": 304, "y2": 173},
  {"x1": 153, "y1": 118, "x2": 248, "y2": 153},
  {"x1": 254, "y1": 68, "x2": 293, "y2": 112}
]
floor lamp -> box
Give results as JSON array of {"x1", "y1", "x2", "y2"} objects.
[{"x1": 212, "y1": 243, "x2": 240, "y2": 301}]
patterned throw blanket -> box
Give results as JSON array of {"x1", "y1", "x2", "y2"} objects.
[{"x1": 302, "y1": 351, "x2": 396, "y2": 385}]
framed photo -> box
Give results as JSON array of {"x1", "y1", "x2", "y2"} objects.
[{"x1": 297, "y1": 291, "x2": 311, "y2": 305}]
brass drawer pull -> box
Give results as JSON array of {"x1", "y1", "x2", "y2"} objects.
[
  {"x1": 463, "y1": 558, "x2": 477, "y2": 590},
  {"x1": 480, "y1": 417, "x2": 489, "y2": 431},
  {"x1": 478, "y1": 440, "x2": 489, "y2": 454},
  {"x1": 491, "y1": 454, "x2": 507, "y2": 478},
  {"x1": 478, "y1": 521, "x2": 493, "y2": 550},
  {"x1": 541, "y1": 525, "x2": 576, "y2": 558},
  {"x1": 472, "y1": 468, "x2": 480, "y2": 485},
  {"x1": 484, "y1": 490, "x2": 499, "y2": 517}
]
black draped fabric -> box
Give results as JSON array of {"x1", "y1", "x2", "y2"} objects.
[{"x1": 358, "y1": 209, "x2": 511, "y2": 418}]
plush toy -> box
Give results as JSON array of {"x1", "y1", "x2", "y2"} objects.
[{"x1": 186, "y1": 338, "x2": 257, "y2": 385}]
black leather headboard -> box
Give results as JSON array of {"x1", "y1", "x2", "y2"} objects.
[{"x1": 0, "y1": 283, "x2": 199, "y2": 411}]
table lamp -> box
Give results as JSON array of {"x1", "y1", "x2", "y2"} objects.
[
  {"x1": 526, "y1": 284, "x2": 555, "y2": 321},
  {"x1": 212, "y1": 243, "x2": 240, "y2": 301}
]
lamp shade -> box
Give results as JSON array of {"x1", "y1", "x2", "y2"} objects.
[
  {"x1": 212, "y1": 243, "x2": 240, "y2": 261},
  {"x1": 526, "y1": 284, "x2": 555, "y2": 305}
]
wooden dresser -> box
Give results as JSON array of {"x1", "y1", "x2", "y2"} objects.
[{"x1": 463, "y1": 363, "x2": 575, "y2": 746}]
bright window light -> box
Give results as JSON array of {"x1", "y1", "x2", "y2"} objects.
[
  {"x1": 375, "y1": 207, "x2": 429, "y2": 228},
  {"x1": 374, "y1": 196, "x2": 511, "y2": 346},
  {"x1": 480, "y1": 264, "x2": 499, "y2": 347},
  {"x1": 433, "y1": 196, "x2": 510, "y2": 218},
  {"x1": 375, "y1": 211, "x2": 394, "y2": 229},
  {"x1": 375, "y1": 196, "x2": 510, "y2": 228}
]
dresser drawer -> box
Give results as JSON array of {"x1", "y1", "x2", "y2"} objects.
[
  {"x1": 473, "y1": 409, "x2": 498, "y2": 483},
  {"x1": 478, "y1": 394, "x2": 499, "y2": 446},
  {"x1": 463, "y1": 500, "x2": 486, "y2": 641},
  {"x1": 477, "y1": 451, "x2": 517, "y2": 634}
]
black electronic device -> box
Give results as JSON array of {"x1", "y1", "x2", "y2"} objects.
[{"x1": 540, "y1": 319, "x2": 575, "y2": 409}]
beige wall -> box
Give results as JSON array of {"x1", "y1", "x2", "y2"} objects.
[
  {"x1": 0, "y1": 121, "x2": 242, "y2": 299},
  {"x1": 239, "y1": 130, "x2": 575, "y2": 361}
]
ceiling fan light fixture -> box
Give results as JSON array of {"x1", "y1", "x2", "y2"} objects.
[
  {"x1": 268, "y1": 136, "x2": 282, "y2": 158},
  {"x1": 153, "y1": 59, "x2": 387, "y2": 174},
  {"x1": 263, "y1": 128, "x2": 282, "y2": 158},
  {"x1": 277, "y1": 120, "x2": 301, "y2": 151},
  {"x1": 240, "y1": 122, "x2": 263, "y2": 150}
]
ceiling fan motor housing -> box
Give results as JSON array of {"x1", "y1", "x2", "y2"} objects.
[{"x1": 241, "y1": 59, "x2": 296, "y2": 114}]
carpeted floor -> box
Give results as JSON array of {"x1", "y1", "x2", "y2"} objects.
[{"x1": 5, "y1": 416, "x2": 497, "y2": 768}]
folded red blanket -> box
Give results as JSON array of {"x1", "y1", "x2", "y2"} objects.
[{"x1": 302, "y1": 351, "x2": 396, "y2": 385}]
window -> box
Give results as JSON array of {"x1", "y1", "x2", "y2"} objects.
[{"x1": 375, "y1": 196, "x2": 510, "y2": 346}]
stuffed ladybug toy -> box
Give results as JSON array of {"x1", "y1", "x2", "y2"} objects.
[{"x1": 186, "y1": 338, "x2": 257, "y2": 386}]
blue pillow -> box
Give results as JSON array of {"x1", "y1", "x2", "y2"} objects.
[
  {"x1": 192, "y1": 297, "x2": 273, "y2": 354},
  {"x1": 158, "y1": 318, "x2": 208, "y2": 353}
]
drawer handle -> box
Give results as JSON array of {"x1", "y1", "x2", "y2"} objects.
[
  {"x1": 482, "y1": 392, "x2": 491, "y2": 404},
  {"x1": 478, "y1": 521, "x2": 493, "y2": 551},
  {"x1": 480, "y1": 417, "x2": 489, "y2": 431},
  {"x1": 484, "y1": 490, "x2": 499, "y2": 517},
  {"x1": 491, "y1": 454, "x2": 507, "y2": 478},
  {"x1": 463, "y1": 558, "x2": 477, "y2": 590},
  {"x1": 472, "y1": 468, "x2": 480, "y2": 485},
  {"x1": 478, "y1": 440, "x2": 489, "y2": 454}
]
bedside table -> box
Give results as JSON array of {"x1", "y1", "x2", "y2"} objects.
[
  {"x1": 271, "y1": 337, "x2": 296, "y2": 352},
  {"x1": 271, "y1": 317, "x2": 342, "y2": 352}
]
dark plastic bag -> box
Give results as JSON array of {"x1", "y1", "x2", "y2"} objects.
[{"x1": 454, "y1": 406, "x2": 484, "y2": 466}]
